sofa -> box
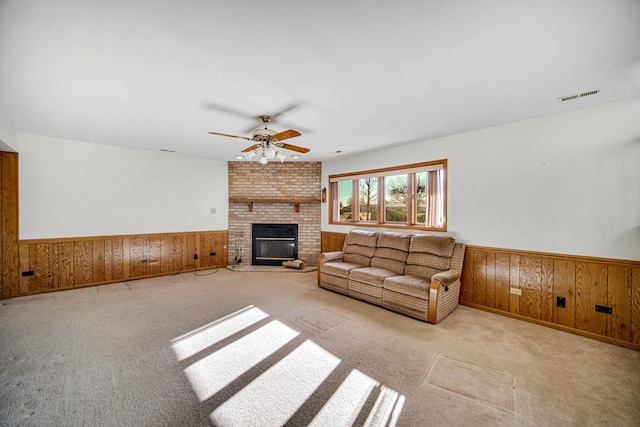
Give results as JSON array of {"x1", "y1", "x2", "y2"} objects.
[{"x1": 317, "y1": 230, "x2": 465, "y2": 323}]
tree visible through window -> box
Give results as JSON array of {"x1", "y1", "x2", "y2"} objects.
[
  {"x1": 359, "y1": 178, "x2": 377, "y2": 221},
  {"x1": 384, "y1": 174, "x2": 408, "y2": 223}
]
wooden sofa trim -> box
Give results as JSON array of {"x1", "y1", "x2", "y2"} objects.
[{"x1": 428, "y1": 279, "x2": 441, "y2": 324}]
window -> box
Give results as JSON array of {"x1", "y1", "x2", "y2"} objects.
[
  {"x1": 358, "y1": 178, "x2": 378, "y2": 221},
  {"x1": 329, "y1": 160, "x2": 447, "y2": 231},
  {"x1": 384, "y1": 174, "x2": 408, "y2": 223},
  {"x1": 337, "y1": 180, "x2": 353, "y2": 221}
]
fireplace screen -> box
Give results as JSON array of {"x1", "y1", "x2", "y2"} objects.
[{"x1": 252, "y1": 224, "x2": 298, "y2": 266}]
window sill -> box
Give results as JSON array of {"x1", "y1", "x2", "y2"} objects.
[{"x1": 328, "y1": 221, "x2": 446, "y2": 232}]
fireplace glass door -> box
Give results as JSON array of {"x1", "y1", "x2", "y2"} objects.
[{"x1": 252, "y1": 224, "x2": 298, "y2": 266}]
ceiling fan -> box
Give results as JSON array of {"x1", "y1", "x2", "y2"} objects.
[{"x1": 208, "y1": 115, "x2": 310, "y2": 164}]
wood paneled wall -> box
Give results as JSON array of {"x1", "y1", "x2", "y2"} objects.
[
  {"x1": 460, "y1": 245, "x2": 640, "y2": 350},
  {"x1": 8, "y1": 231, "x2": 228, "y2": 298},
  {"x1": 1, "y1": 152, "x2": 19, "y2": 297},
  {"x1": 321, "y1": 231, "x2": 347, "y2": 253}
]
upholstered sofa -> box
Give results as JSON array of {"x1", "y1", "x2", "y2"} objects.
[{"x1": 317, "y1": 230, "x2": 465, "y2": 323}]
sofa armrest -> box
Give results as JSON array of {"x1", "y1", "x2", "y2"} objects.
[
  {"x1": 431, "y1": 269, "x2": 460, "y2": 285},
  {"x1": 428, "y1": 270, "x2": 461, "y2": 324},
  {"x1": 317, "y1": 251, "x2": 345, "y2": 286},
  {"x1": 318, "y1": 251, "x2": 345, "y2": 264}
]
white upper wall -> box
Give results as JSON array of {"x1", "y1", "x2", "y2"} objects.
[
  {"x1": 322, "y1": 97, "x2": 640, "y2": 261},
  {"x1": 18, "y1": 134, "x2": 228, "y2": 239},
  {"x1": 0, "y1": 119, "x2": 18, "y2": 152}
]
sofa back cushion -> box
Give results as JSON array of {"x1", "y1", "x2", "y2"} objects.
[
  {"x1": 405, "y1": 235, "x2": 456, "y2": 279},
  {"x1": 370, "y1": 232, "x2": 412, "y2": 275},
  {"x1": 343, "y1": 230, "x2": 379, "y2": 266}
]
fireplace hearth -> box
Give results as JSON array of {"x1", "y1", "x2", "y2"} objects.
[{"x1": 252, "y1": 224, "x2": 298, "y2": 266}]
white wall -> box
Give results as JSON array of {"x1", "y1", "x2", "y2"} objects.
[
  {"x1": 0, "y1": 119, "x2": 18, "y2": 152},
  {"x1": 18, "y1": 134, "x2": 228, "y2": 239},
  {"x1": 322, "y1": 97, "x2": 640, "y2": 261}
]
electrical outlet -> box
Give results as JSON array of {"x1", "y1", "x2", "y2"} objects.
[
  {"x1": 509, "y1": 287, "x2": 522, "y2": 296},
  {"x1": 193, "y1": 254, "x2": 198, "y2": 260},
  {"x1": 556, "y1": 296, "x2": 566, "y2": 308},
  {"x1": 210, "y1": 252, "x2": 216, "y2": 256}
]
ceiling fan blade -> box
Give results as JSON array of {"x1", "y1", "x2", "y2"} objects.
[
  {"x1": 204, "y1": 103, "x2": 255, "y2": 119},
  {"x1": 208, "y1": 131, "x2": 253, "y2": 141},
  {"x1": 272, "y1": 129, "x2": 301, "y2": 141},
  {"x1": 270, "y1": 103, "x2": 300, "y2": 120},
  {"x1": 279, "y1": 142, "x2": 310, "y2": 153},
  {"x1": 242, "y1": 104, "x2": 302, "y2": 133},
  {"x1": 241, "y1": 144, "x2": 261, "y2": 153}
]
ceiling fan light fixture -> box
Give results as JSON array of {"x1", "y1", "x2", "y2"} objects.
[
  {"x1": 276, "y1": 151, "x2": 286, "y2": 163},
  {"x1": 259, "y1": 154, "x2": 268, "y2": 165},
  {"x1": 265, "y1": 146, "x2": 275, "y2": 159}
]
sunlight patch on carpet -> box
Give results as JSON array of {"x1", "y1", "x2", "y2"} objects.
[
  {"x1": 172, "y1": 306, "x2": 405, "y2": 426},
  {"x1": 299, "y1": 309, "x2": 348, "y2": 331},
  {"x1": 210, "y1": 340, "x2": 340, "y2": 426},
  {"x1": 184, "y1": 320, "x2": 298, "y2": 401},
  {"x1": 424, "y1": 354, "x2": 515, "y2": 413},
  {"x1": 309, "y1": 369, "x2": 379, "y2": 426},
  {"x1": 365, "y1": 385, "x2": 406, "y2": 427},
  {"x1": 171, "y1": 305, "x2": 268, "y2": 361}
]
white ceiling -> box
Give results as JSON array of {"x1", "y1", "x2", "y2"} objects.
[{"x1": 1, "y1": 0, "x2": 639, "y2": 162}]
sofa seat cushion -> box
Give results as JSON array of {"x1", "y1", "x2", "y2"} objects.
[
  {"x1": 321, "y1": 261, "x2": 364, "y2": 279},
  {"x1": 350, "y1": 267, "x2": 397, "y2": 287},
  {"x1": 383, "y1": 275, "x2": 430, "y2": 300},
  {"x1": 404, "y1": 264, "x2": 442, "y2": 281}
]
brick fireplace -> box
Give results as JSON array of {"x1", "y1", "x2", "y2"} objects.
[{"x1": 228, "y1": 162, "x2": 321, "y2": 266}]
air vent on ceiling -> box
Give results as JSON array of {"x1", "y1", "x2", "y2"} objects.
[{"x1": 558, "y1": 89, "x2": 600, "y2": 102}]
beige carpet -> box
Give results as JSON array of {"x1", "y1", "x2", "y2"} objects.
[
  {"x1": 1, "y1": 269, "x2": 638, "y2": 426},
  {"x1": 225, "y1": 265, "x2": 316, "y2": 273}
]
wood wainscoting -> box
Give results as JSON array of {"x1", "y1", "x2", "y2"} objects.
[
  {"x1": 461, "y1": 245, "x2": 640, "y2": 350},
  {"x1": 10, "y1": 230, "x2": 228, "y2": 298},
  {"x1": 321, "y1": 231, "x2": 347, "y2": 253},
  {"x1": 320, "y1": 231, "x2": 640, "y2": 350},
  {"x1": 1, "y1": 152, "x2": 19, "y2": 298}
]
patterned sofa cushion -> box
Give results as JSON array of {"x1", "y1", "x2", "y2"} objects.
[
  {"x1": 405, "y1": 235, "x2": 456, "y2": 279},
  {"x1": 343, "y1": 230, "x2": 379, "y2": 266},
  {"x1": 350, "y1": 266, "x2": 398, "y2": 287},
  {"x1": 370, "y1": 232, "x2": 412, "y2": 275},
  {"x1": 321, "y1": 261, "x2": 364, "y2": 279},
  {"x1": 383, "y1": 275, "x2": 430, "y2": 299}
]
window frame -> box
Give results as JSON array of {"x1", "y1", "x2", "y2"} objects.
[{"x1": 328, "y1": 159, "x2": 447, "y2": 231}]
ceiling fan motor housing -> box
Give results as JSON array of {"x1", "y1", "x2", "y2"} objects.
[{"x1": 252, "y1": 128, "x2": 278, "y2": 143}]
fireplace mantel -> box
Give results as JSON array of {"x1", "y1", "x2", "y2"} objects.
[{"x1": 229, "y1": 197, "x2": 321, "y2": 213}]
